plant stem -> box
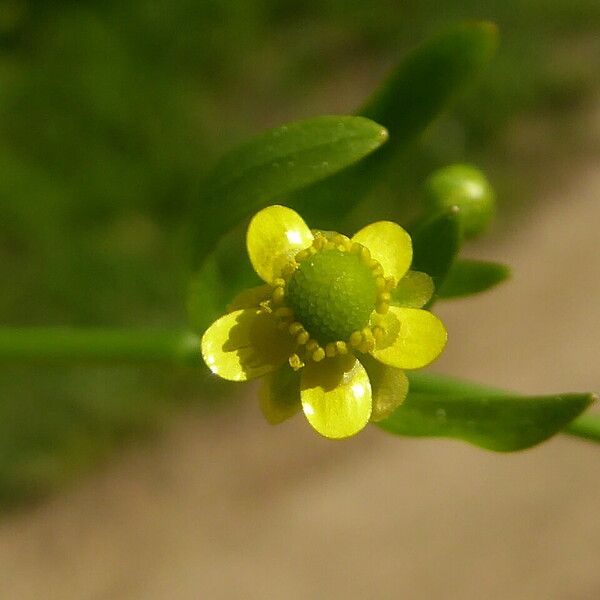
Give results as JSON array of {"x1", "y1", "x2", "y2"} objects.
[
  {"x1": 0, "y1": 327, "x2": 201, "y2": 366},
  {"x1": 0, "y1": 328, "x2": 597, "y2": 443}
]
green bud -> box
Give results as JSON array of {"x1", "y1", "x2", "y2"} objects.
[{"x1": 424, "y1": 164, "x2": 495, "y2": 239}]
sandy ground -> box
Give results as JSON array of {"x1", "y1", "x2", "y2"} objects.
[{"x1": 0, "y1": 152, "x2": 599, "y2": 598}]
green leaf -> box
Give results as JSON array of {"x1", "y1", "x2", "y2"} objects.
[
  {"x1": 377, "y1": 390, "x2": 594, "y2": 452},
  {"x1": 410, "y1": 208, "x2": 461, "y2": 287},
  {"x1": 190, "y1": 115, "x2": 388, "y2": 265},
  {"x1": 438, "y1": 259, "x2": 510, "y2": 299},
  {"x1": 290, "y1": 21, "x2": 499, "y2": 225}
]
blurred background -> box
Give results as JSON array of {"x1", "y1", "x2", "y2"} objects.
[{"x1": 0, "y1": 1, "x2": 599, "y2": 598}]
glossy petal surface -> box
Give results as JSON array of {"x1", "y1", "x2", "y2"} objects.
[
  {"x1": 371, "y1": 307, "x2": 447, "y2": 370},
  {"x1": 301, "y1": 355, "x2": 372, "y2": 439},
  {"x1": 361, "y1": 355, "x2": 409, "y2": 422},
  {"x1": 351, "y1": 221, "x2": 412, "y2": 283},
  {"x1": 392, "y1": 270, "x2": 435, "y2": 308},
  {"x1": 246, "y1": 205, "x2": 313, "y2": 283},
  {"x1": 228, "y1": 284, "x2": 272, "y2": 312},
  {"x1": 259, "y1": 365, "x2": 302, "y2": 424},
  {"x1": 201, "y1": 309, "x2": 293, "y2": 381}
]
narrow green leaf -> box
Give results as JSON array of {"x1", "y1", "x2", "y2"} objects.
[
  {"x1": 438, "y1": 259, "x2": 510, "y2": 299},
  {"x1": 410, "y1": 209, "x2": 461, "y2": 287},
  {"x1": 191, "y1": 116, "x2": 388, "y2": 265},
  {"x1": 377, "y1": 390, "x2": 594, "y2": 452},
  {"x1": 291, "y1": 21, "x2": 499, "y2": 225}
]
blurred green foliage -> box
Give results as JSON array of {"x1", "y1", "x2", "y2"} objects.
[{"x1": 1, "y1": 0, "x2": 599, "y2": 505}]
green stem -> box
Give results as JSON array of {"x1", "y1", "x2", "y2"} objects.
[
  {"x1": 408, "y1": 371, "x2": 600, "y2": 444},
  {"x1": 0, "y1": 328, "x2": 597, "y2": 443},
  {"x1": 0, "y1": 327, "x2": 201, "y2": 366}
]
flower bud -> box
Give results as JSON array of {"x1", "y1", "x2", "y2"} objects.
[{"x1": 424, "y1": 164, "x2": 495, "y2": 239}]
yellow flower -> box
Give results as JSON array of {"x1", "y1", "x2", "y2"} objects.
[{"x1": 201, "y1": 205, "x2": 447, "y2": 439}]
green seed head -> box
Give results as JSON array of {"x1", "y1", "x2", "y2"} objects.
[{"x1": 286, "y1": 249, "x2": 377, "y2": 345}]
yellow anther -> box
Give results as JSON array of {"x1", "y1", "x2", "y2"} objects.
[
  {"x1": 312, "y1": 348, "x2": 326, "y2": 362},
  {"x1": 349, "y1": 330, "x2": 363, "y2": 347},
  {"x1": 350, "y1": 242, "x2": 362, "y2": 254},
  {"x1": 296, "y1": 331, "x2": 310, "y2": 345},
  {"x1": 370, "y1": 313, "x2": 385, "y2": 326},
  {"x1": 335, "y1": 341, "x2": 348, "y2": 355},
  {"x1": 288, "y1": 322, "x2": 304, "y2": 336},
  {"x1": 325, "y1": 343, "x2": 337, "y2": 357},
  {"x1": 372, "y1": 264, "x2": 384, "y2": 277},
  {"x1": 272, "y1": 287, "x2": 285, "y2": 304},
  {"x1": 313, "y1": 236, "x2": 327, "y2": 251},
  {"x1": 306, "y1": 339, "x2": 319, "y2": 353},
  {"x1": 359, "y1": 339, "x2": 375, "y2": 353},
  {"x1": 375, "y1": 276, "x2": 386, "y2": 291},
  {"x1": 379, "y1": 291, "x2": 392, "y2": 302},
  {"x1": 289, "y1": 353, "x2": 304, "y2": 371},
  {"x1": 259, "y1": 300, "x2": 272, "y2": 313},
  {"x1": 273, "y1": 278, "x2": 286, "y2": 288},
  {"x1": 295, "y1": 249, "x2": 311, "y2": 262},
  {"x1": 362, "y1": 327, "x2": 374, "y2": 342},
  {"x1": 360, "y1": 246, "x2": 371, "y2": 263},
  {"x1": 376, "y1": 301, "x2": 389, "y2": 314},
  {"x1": 373, "y1": 326, "x2": 385, "y2": 342},
  {"x1": 283, "y1": 263, "x2": 298, "y2": 277},
  {"x1": 385, "y1": 277, "x2": 396, "y2": 291}
]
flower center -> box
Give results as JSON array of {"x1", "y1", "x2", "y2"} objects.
[
  {"x1": 286, "y1": 248, "x2": 377, "y2": 345},
  {"x1": 267, "y1": 232, "x2": 394, "y2": 367}
]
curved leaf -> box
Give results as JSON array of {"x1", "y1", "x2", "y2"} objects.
[
  {"x1": 291, "y1": 21, "x2": 499, "y2": 225},
  {"x1": 190, "y1": 115, "x2": 388, "y2": 265},
  {"x1": 377, "y1": 390, "x2": 594, "y2": 452},
  {"x1": 438, "y1": 259, "x2": 510, "y2": 299}
]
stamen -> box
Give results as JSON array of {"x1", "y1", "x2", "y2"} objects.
[
  {"x1": 312, "y1": 348, "x2": 326, "y2": 362},
  {"x1": 289, "y1": 353, "x2": 304, "y2": 370},
  {"x1": 325, "y1": 343, "x2": 337, "y2": 358},
  {"x1": 335, "y1": 341, "x2": 348, "y2": 355},
  {"x1": 296, "y1": 330, "x2": 309, "y2": 345},
  {"x1": 272, "y1": 287, "x2": 285, "y2": 304}
]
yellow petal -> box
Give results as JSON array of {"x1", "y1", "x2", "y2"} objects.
[
  {"x1": 228, "y1": 284, "x2": 273, "y2": 312},
  {"x1": 392, "y1": 271, "x2": 434, "y2": 308},
  {"x1": 351, "y1": 221, "x2": 412, "y2": 283},
  {"x1": 370, "y1": 306, "x2": 447, "y2": 370},
  {"x1": 246, "y1": 205, "x2": 313, "y2": 283},
  {"x1": 201, "y1": 309, "x2": 293, "y2": 381},
  {"x1": 360, "y1": 354, "x2": 409, "y2": 422},
  {"x1": 301, "y1": 354, "x2": 372, "y2": 439},
  {"x1": 259, "y1": 365, "x2": 301, "y2": 424}
]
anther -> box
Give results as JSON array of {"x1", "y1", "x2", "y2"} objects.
[
  {"x1": 289, "y1": 353, "x2": 304, "y2": 370},
  {"x1": 325, "y1": 343, "x2": 337, "y2": 358},
  {"x1": 335, "y1": 341, "x2": 348, "y2": 354},
  {"x1": 295, "y1": 249, "x2": 311, "y2": 262},
  {"x1": 296, "y1": 331, "x2": 310, "y2": 345},
  {"x1": 306, "y1": 340, "x2": 319, "y2": 353},
  {"x1": 272, "y1": 287, "x2": 285, "y2": 304},
  {"x1": 288, "y1": 322, "x2": 304, "y2": 336},
  {"x1": 376, "y1": 302, "x2": 389, "y2": 314},
  {"x1": 312, "y1": 348, "x2": 326, "y2": 362},
  {"x1": 349, "y1": 331, "x2": 363, "y2": 348}
]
